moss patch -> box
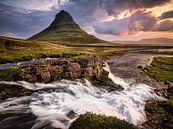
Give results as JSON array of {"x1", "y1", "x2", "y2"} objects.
[
  {"x1": 0, "y1": 67, "x2": 17, "y2": 80},
  {"x1": 91, "y1": 70, "x2": 123, "y2": 91},
  {"x1": 69, "y1": 113, "x2": 137, "y2": 129},
  {"x1": 143, "y1": 57, "x2": 173, "y2": 82},
  {"x1": 51, "y1": 71, "x2": 62, "y2": 80}
]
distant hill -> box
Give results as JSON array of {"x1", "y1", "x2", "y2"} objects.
[
  {"x1": 114, "y1": 38, "x2": 173, "y2": 46},
  {"x1": 29, "y1": 10, "x2": 110, "y2": 45}
]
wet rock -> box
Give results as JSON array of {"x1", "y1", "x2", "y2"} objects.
[
  {"x1": 0, "y1": 83, "x2": 33, "y2": 101},
  {"x1": 15, "y1": 57, "x2": 104, "y2": 83},
  {"x1": 164, "y1": 81, "x2": 172, "y2": 86}
]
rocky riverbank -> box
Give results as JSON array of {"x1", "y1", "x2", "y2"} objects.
[
  {"x1": 0, "y1": 56, "x2": 122, "y2": 101},
  {"x1": 107, "y1": 50, "x2": 173, "y2": 129}
]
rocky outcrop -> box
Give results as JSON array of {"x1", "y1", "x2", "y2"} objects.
[
  {"x1": 13, "y1": 57, "x2": 122, "y2": 91},
  {"x1": 142, "y1": 85, "x2": 173, "y2": 129},
  {"x1": 15, "y1": 57, "x2": 103, "y2": 83},
  {"x1": 0, "y1": 83, "x2": 33, "y2": 102}
]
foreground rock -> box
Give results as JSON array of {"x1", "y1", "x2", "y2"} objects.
[
  {"x1": 142, "y1": 85, "x2": 173, "y2": 129},
  {"x1": 15, "y1": 57, "x2": 103, "y2": 83},
  {"x1": 0, "y1": 83, "x2": 33, "y2": 102},
  {"x1": 14, "y1": 57, "x2": 122, "y2": 91}
]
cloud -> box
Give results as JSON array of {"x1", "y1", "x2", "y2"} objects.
[
  {"x1": 0, "y1": 0, "x2": 172, "y2": 39},
  {"x1": 139, "y1": 0, "x2": 171, "y2": 8},
  {"x1": 0, "y1": 3, "x2": 58, "y2": 38},
  {"x1": 0, "y1": 0, "x2": 69, "y2": 11},
  {"x1": 68, "y1": 0, "x2": 171, "y2": 17},
  {"x1": 93, "y1": 18, "x2": 129, "y2": 35},
  {"x1": 160, "y1": 10, "x2": 173, "y2": 19},
  {"x1": 96, "y1": 0, "x2": 171, "y2": 16},
  {"x1": 154, "y1": 20, "x2": 173, "y2": 31},
  {"x1": 93, "y1": 10, "x2": 158, "y2": 35},
  {"x1": 129, "y1": 11, "x2": 157, "y2": 31}
]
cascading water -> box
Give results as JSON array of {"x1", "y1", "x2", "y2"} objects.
[{"x1": 0, "y1": 63, "x2": 164, "y2": 129}]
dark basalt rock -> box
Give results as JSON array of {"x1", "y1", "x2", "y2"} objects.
[{"x1": 0, "y1": 83, "x2": 33, "y2": 102}]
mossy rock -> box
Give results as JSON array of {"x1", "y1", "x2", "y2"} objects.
[
  {"x1": 0, "y1": 84, "x2": 33, "y2": 102},
  {"x1": 69, "y1": 113, "x2": 137, "y2": 129},
  {"x1": 91, "y1": 70, "x2": 123, "y2": 91},
  {"x1": 51, "y1": 71, "x2": 62, "y2": 80},
  {"x1": 145, "y1": 97, "x2": 173, "y2": 129}
]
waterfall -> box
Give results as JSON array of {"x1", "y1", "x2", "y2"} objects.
[{"x1": 0, "y1": 63, "x2": 164, "y2": 129}]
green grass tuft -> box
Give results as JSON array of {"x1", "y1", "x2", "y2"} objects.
[
  {"x1": 0, "y1": 66, "x2": 17, "y2": 79},
  {"x1": 143, "y1": 57, "x2": 173, "y2": 82},
  {"x1": 69, "y1": 113, "x2": 137, "y2": 129}
]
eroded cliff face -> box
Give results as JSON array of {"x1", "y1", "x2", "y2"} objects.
[{"x1": 15, "y1": 57, "x2": 103, "y2": 83}]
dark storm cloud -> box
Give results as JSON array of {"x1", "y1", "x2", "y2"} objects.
[
  {"x1": 69, "y1": 0, "x2": 171, "y2": 16},
  {"x1": 154, "y1": 20, "x2": 173, "y2": 31},
  {"x1": 160, "y1": 10, "x2": 173, "y2": 19},
  {"x1": 0, "y1": 3, "x2": 58, "y2": 38},
  {"x1": 140, "y1": 0, "x2": 171, "y2": 8},
  {"x1": 104, "y1": 0, "x2": 171, "y2": 16},
  {"x1": 0, "y1": 0, "x2": 172, "y2": 38},
  {"x1": 60, "y1": 0, "x2": 173, "y2": 35}
]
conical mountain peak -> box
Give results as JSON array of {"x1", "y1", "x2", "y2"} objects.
[
  {"x1": 30, "y1": 10, "x2": 103, "y2": 44},
  {"x1": 47, "y1": 10, "x2": 77, "y2": 30},
  {"x1": 50, "y1": 10, "x2": 75, "y2": 27},
  {"x1": 56, "y1": 10, "x2": 72, "y2": 18}
]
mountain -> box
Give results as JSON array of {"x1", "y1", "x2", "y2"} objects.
[
  {"x1": 114, "y1": 38, "x2": 173, "y2": 46},
  {"x1": 29, "y1": 10, "x2": 106, "y2": 44}
]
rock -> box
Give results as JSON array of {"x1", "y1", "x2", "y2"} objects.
[
  {"x1": 164, "y1": 81, "x2": 172, "y2": 86},
  {"x1": 15, "y1": 57, "x2": 104, "y2": 83},
  {"x1": 13, "y1": 57, "x2": 123, "y2": 91},
  {"x1": 137, "y1": 65, "x2": 143, "y2": 69},
  {"x1": 0, "y1": 83, "x2": 33, "y2": 102},
  {"x1": 84, "y1": 67, "x2": 93, "y2": 77}
]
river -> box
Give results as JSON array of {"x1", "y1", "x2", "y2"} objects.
[{"x1": 0, "y1": 61, "x2": 164, "y2": 129}]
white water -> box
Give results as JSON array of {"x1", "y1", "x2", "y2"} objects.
[{"x1": 0, "y1": 63, "x2": 164, "y2": 129}]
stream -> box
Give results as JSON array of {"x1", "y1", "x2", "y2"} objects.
[{"x1": 0, "y1": 62, "x2": 164, "y2": 129}]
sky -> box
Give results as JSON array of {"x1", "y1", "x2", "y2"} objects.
[{"x1": 0, "y1": 0, "x2": 173, "y2": 41}]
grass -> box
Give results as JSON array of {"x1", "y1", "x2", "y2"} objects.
[
  {"x1": 145, "y1": 97, "x2": 173, "y2": 129},
  {"x1": 0, "y1": 37, "x2": 133, "y2": 64},
  {"x1": 145, "y1": 85, "x2": 173, "y2": 129},
  {"x1": 0, "y1": 66, "x2": 17, "y2": 79},
  {"x1": 69, "y1": 113, "x2": 137, "y2": 129},
  {"x1": 143, "y1": 57, "x2": 173, "y2": 82},
  {"x1": 51, "y1": 71, "x2": 62, "y2": 80}
]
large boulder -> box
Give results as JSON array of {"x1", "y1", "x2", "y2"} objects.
[{"x1": 15, "y1": 57, "x2": 104, "y2": 83}]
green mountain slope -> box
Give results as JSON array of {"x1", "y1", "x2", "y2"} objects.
[{"x1": 29, "y1": 10, "x2": 109, "y2": 45}]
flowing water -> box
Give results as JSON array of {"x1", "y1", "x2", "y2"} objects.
[{"x1": 0, "y1": 63, "x2": 164, "y2": 129}]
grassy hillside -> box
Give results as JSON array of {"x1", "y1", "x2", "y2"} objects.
[
  {"x1": 0, "y1": 37, "x2": 72, "y2": 63},
  {"x1": 0, "y1": 37, "x2": 132, "y2": 64}
]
